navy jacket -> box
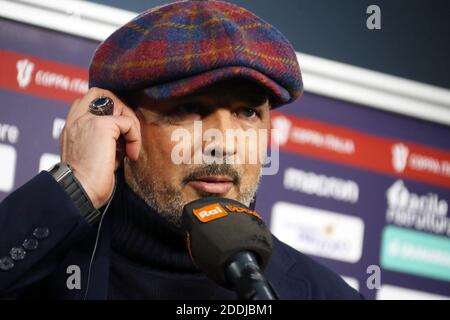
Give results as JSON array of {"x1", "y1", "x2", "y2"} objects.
[{"x1": 0, "y1": 171, "x2": 362, "y2": 299}]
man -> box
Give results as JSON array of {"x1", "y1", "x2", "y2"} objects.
[{"x1": 0, "y1": 0, "x2": 362, "y2": 299}]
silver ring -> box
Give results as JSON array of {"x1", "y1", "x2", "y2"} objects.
[{"x1": 88, "y1": 96, "x2": 114, "y2": 116}]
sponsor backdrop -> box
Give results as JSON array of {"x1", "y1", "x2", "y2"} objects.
[{"x1": 1, "y1": 18, "x2": 449, "y2": 300}]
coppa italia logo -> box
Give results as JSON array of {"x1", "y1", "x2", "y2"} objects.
[
  {"x1": 271, "y1": 115, "x2": 292, "y2": 146},
  {"x1": 271, "y1": 113, "x2": 355, "y2": 155},
  {"x1": 16, "y1": 59, "x2": 35, "y2": 88},
  {"x1": 193, "y1": 203, "x2": 228, "y2": 223},
  {"x1": 391, "y1": 142, "x2": 450, "y2": 179},
  {"x1": 271, "y1": 111, "x2": 450, "y2": 189},
  {"x1": 0, "y1": 49, "x2": 88, "y2": 103},
  {"x1": 391, "y1": 143, "x2": 409, "y2": 173}
]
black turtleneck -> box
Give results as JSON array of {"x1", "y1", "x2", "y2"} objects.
[{"x1": 107, "y1": 169, "x2": 235, "y2": 299}]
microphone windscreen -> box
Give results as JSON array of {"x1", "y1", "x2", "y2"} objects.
[{"x1": 182, "y1": 197, "x2": 273, "y2": 288}]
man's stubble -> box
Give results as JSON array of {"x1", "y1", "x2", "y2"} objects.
[{"x1": 124, "y1": 151, "x2": 262, "y2": 227}]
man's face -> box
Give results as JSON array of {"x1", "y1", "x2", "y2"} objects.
[{"x1": 123, "y1": 79, "x2": 271, "y2": 226}]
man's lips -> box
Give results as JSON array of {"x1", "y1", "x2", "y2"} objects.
[{"x1": 187, "y1": 175, "x2": 234, "y2": 195}]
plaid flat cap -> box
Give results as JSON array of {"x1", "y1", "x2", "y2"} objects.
[{"x1": 89, "y1": 0, "x2": 303, "y2": 107}]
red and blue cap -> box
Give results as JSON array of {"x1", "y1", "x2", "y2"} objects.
[{"x1": 89, "y1": 0, "x2": 303, "y2": 107}]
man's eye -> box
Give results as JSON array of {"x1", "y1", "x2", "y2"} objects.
[
  {"x1": 160, "y1": 102, "x2": 204, "y2": 124},
  {"x1": 237, "y1": 107, "x2": 259, "y2": 119},
  {"x1": 172, "y1": 103, "x2": 202, "y2": 115}
]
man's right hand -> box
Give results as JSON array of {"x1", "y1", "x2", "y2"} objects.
[{"x1": 60, "y1": 87, "x2": 141, "y2": 209}]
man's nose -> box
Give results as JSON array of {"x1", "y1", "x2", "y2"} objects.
[{"x1": 201, "y1": 108, "x2": 238, "y2": 160}]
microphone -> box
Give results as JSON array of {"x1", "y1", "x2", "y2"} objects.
[{"x1": 182, "y1": 197, "x2": 279, "y2": 300}]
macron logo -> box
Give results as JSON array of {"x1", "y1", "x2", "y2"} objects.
[
  {"x1": 193, "y1": 203, "x2": 228, "y2": 223},
  {"x1": 16, "y1": 59, "x2": 35, "y2": 88}
]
